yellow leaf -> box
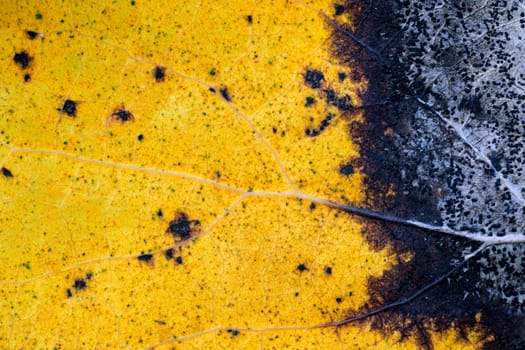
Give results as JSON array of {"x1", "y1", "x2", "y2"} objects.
[{"x1": 0, "y1": 1, "x2": 500, "y2": 349}]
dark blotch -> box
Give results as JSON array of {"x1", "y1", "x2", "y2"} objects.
[
  {"x1": 73, "y1": 278, "x2": 87, "y2": 291},
  {"x1": 175, "y1": 256, "x2": 183, "y2": 265},
  {"x1": 304, "y1": 69, "x2": 324, "y2": 89},
  {"x1": 339, "y1": 163, "x2": 354, "y2": 176},
  {"x1": 309, "y1": 202, "x2": 316, "y2": 211},
  {"x1": 338, "y1": 72, "x2": 347, "y2": 82},
  {"x1": 334, "y1": 4, "x2": 345, "y2": 16},
  {"x1": 157, "y1": 208, "x2": 163, "y2": 217},
  {"x1": 24, "y1": 74, "x2": 31, "y2": 82},
  {"x1": 2, "y1": 167, "x2": 13, "y2": 178},
  {"x1": 138, "y1": 252, "x2": 153, "y2": 262},
  {"x1": 59, "y1": 99, "x2": 77, "y2": 117},
  {"x1": 13, "y1": 51, "x2": 32, "y2": 69},
  {"x1": 336, "y1": 297, "x2": 342, "y2": 303},
  {"x1": 137, "y1": 134, "x2": 144, "y2": 141},
  {"x1": 164, "y1": 248, "x2": 174, "y2": 260},
  {"x1": 153, "y1": 65, "x2": 166, "y2": 82},
  {"x1": 459, "y1": 94, "x2": 483, "y2": 114},
  {"x1": 66, "y1": 288, "x2": 73, "y2": 298},
  {"x1": 112, "y1": 108, "x2": 134, "y2": 122},
  {"x1": 227, "y1": 329, "x2": 240, "y2": 336},
  {"x1": 325, "y1": 266, "x2": 332, "y2": 275},
  {"x1": 25, "y1": 30, "x2": 38, "y2": 40},
  {"x1": 220, "y1": 87, "x2": 231, "y2": 101},
  {"x1": 305, "y1": 96, "x2": 315, "y2": 107},
  {"x1": 297, "y1": 263, "x2": 308, "y2": 272},
  {"x1": 209, "y1": 87, "x2": 216, "y2": 93},
  {"x1": 247, "y1": 15, "x2": 253, "y2": 24},
  {"x1": 166, "y1": 211, "x2": 201, "y2": 241}
]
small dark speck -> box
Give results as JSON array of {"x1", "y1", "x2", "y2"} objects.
[
  {"x1": 13, "y1": 51, "x2": 32, "y2": 69},
  {"x1": 137, "y1": 134, "x2": 144, "y2": 141},
  {"x1": 73, "y1": 278, "x2": 87, "y2": 291},
  {"x1": 2, "y1": 167, "x2": 13, "y2": 178},
  {"x1": 325, "y1": 266, "x2": 332, "y2": 275},
  {"x1": 157, "y1": 208, "x2": 163, "y2": 217},
  {"x1": 153, "y1": 65, "x2": 166, "y2": 82},
  {"x1": 59, "y1": 99, "x2": 77, "y2": 117},
  {"x1": 339, "y1": 163, "x2": 354, "y2": 176},
  {"x1": 305, "y1": 96, "x2": 315, "y2": 107},
  {"x1": 309, "y1": 202, "x2": 316, "y2": 211},
  {"x1": 25, "y1": 30, "x2": 39, "y2": 39},
  {"x1": 164, "y1": 248, "x2": 174, "y2": 260},
  {"x1": 336, "y1": 297, "x2": 342, "y2": 303},
  {"x1": 35, "y1": 12, "x2": 43, "y2": 20},
  {"x1": 86, "y1": 272, "x2": 93, "y2": 280},
  {"x1": 175, "y1": 256, "x2": 183, "y2": 265},
  {"x1": 154, "y1": 319, "x2": 166, "y2": 325},
  {"x1": 220, "y1": 88, "x2": 231, "y2": 101},
  {"x1": 334, "y1": 4, "x2": 345, "y2": 16},
  {"x1": 131, "y1": 0, "x2": 136, "y2": 5},
  {"x1": 338, "y1": 72, "x2": 347, "y2": 82},
  {"x1": 209, "y1": 87, "x2": 216, "y2": 93},
  {"x1": 24, "y1": 74, "x2": 31, "y2": 82},
  {"x1": 66, "y1": 288, "x2": 73, "y2": 298},
  {"x1": 112, "y1": 108, "x2": 134, "y2": 122},
  {"x1": 227, "y1": 329, "x2": 240, "y2": 336},
  {"x1": 272, "y1": 126, "x2": 278, "y2": 134},
  {"x1": 138, "y1": 252, "x2": 153, "y2": 262},
  {"x1": 297, "y1": 263, "x2": 308, "y2": 272},
  {"x1": 247, "y1": 15, "x2": 253, "y2": 24}
]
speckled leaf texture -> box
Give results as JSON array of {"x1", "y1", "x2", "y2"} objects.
[{"x1": 0, "y1": 1, "x2": 523, "y2": 349}]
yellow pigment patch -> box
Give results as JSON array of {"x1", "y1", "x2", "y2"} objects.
[{"x1": 0, "y1": 0, "x2": 488, "y2": 348}]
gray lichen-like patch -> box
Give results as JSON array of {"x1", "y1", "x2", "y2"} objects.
[{"x1": 395, "y1": 0, "x2": 525, "y2": 313}]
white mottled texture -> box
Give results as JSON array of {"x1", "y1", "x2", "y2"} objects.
[{"x1": 395, "y1": 0, "x2": 525, "y2": 313}]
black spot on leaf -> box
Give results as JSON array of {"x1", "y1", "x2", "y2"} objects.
[
  {"x1": 164, "y1": 248, "x2": 174, "y2": 260},
  {"x1": 23, "y1": 74, "x2": 31, "y2": 82},
  {"x1": 458, "y1": 94, "x2": 483, "y2": 114},
  {"x1": 112, "y1": 108, "x2": 134, "y2": 122},
  {"x1": 297, "y1": 263, "x2": 308, "y2": 272},
  {"x1": 175, "y1": 256, "x2": 183, "y2": 265},
  {"x1": 58, "y1": 99, "x2": 78, "y2": 117},
  {"x1": 325, "y1": 266, "x2": 332, "y2": 275},
  {"x1": 304, "y1": 69, "x2": 324, "y2": 89},
  {"x1": 305, "y1": 96, "x2": 315, "y2": 107},
  {"x1": 73, "y1": 278, "x2": 87, "y2": 291},
  {"x1": 334, "y1": 4, "x2": 345, "y2": 16},
  {"x1": 338, "y1": 72, "x2": 347, "y2": 81},
  {"x1": 13, "y1": 51, "x2": 32, "y2": 69},
  {"x1": 220, "y1": 87, "x2": 231, "y2": 101},
  {"x1": 153, "y1": 65, "x2": 166, "y2": 82},
  {"x1": 247, "y1": 15, "x2": 253, "y2": 24},
  {"x1": 138, "y1": 252, "x2": 153, "y2": 263},
  {"x1": 166, "y1": 211, "x2": 201, "y2": 242},
  {"x1": 2, "y1": 167, "x2": 13, "y2": 178},
  {"x1": 137, "y1": 134, "x2": 144, "y2": 141},
  {"x1": 25, "y1": 30, "x2": 38, "y2": 39},
  {"x1": 66, "y1": 288, "x2": 73, "y2": 298},
  {"x1": 339, "y1": 163, "x2": 354, "y2": 176},
  {"x1": 227, "y1": 329, "x2": 239, "y2": 336}
]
